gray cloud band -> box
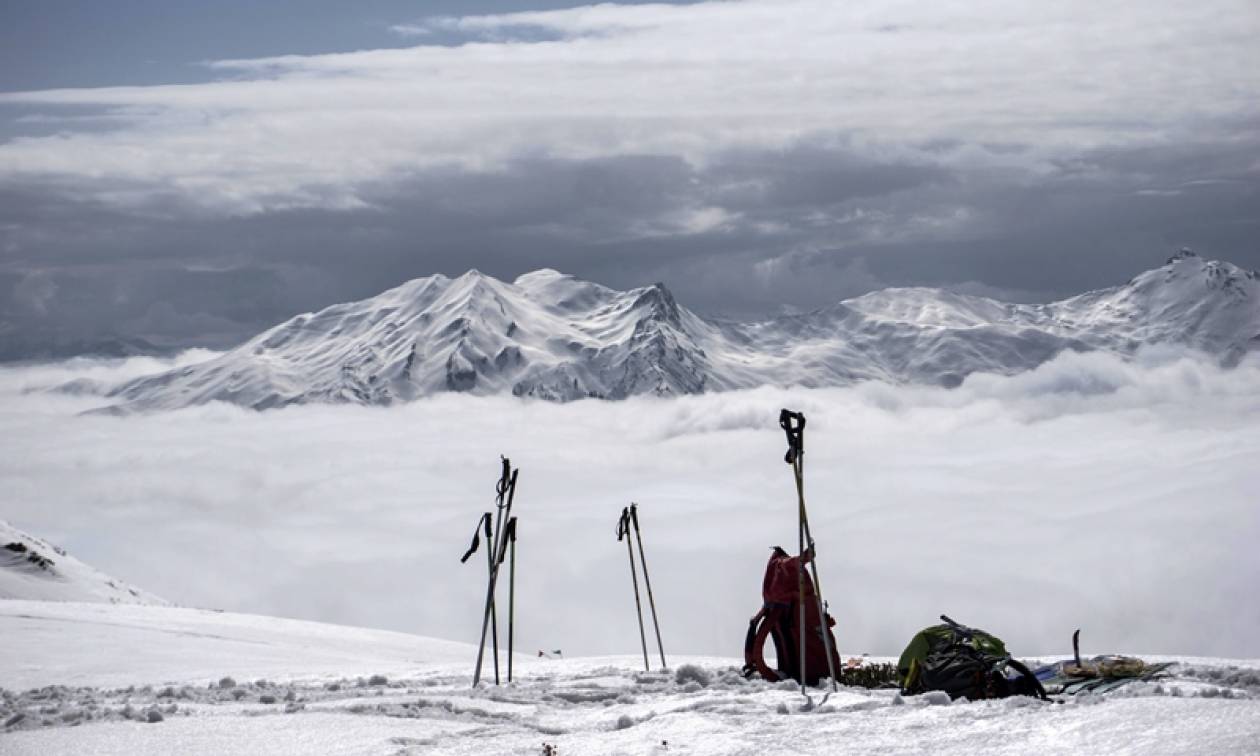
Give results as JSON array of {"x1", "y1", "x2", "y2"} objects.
[{"x1": 1, "y1": 0, "x2": 1257, "y2": 357}]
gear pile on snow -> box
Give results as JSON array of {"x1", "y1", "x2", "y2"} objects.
[{"x1": 897, "y1": 616, "x2": 1046, "y2": 701}]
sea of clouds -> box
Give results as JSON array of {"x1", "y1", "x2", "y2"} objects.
[{"x1": 2, "y1": 347, "x2": 1258, "y2": 662}]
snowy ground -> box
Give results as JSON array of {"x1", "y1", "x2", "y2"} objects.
[{"x1": 3, "y1": 601, "x2": 1259, "y2": 756}]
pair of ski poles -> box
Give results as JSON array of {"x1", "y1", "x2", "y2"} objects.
[
  {"x1": 780, "y1": 409, "x2": 839, "y2": 695},
  {"x1": 617, "y1": 503, "x2": 666, "y2": 671},
  {"x1": 461, "y1": 457, "x2": 519, "y2": 686}
]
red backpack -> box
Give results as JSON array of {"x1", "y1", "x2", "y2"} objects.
[{"x1": 743, "y1": 548, "x2": 841, "y2": 685}]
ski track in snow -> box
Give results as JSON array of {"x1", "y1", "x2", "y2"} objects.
[{"x1": 2, "y1": 602, "x2": 1259, "y2": 755}]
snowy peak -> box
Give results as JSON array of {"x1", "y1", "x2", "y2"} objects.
[
  {"x1": 841, "y1": 287, "x2": 1017, "y2": 328},
  {"x1": 1138, "y1": 249, "x2": 1255, "y2": 300},
  {"x1": 101, "y1": 253, "x2": 1259, "y2": 410},
  {"x1": 0, "y1": 520, "x2": 169, "y2": 605},
  {"x1": 1051, "y1": 252, "x2": 1259, "y2": 361},
  {"x1": 108, "y1": 268, "x2": 715, "y2": 408},
  {"x1": 513, "y1": 268, "x2": 613, "y2": 307}
]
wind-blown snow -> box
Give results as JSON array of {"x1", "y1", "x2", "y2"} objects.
[
  {"x1": 2, "y1": 601, "x2": 1258, "y2": 755},
  {"x1": 101, "y1": 252, "x2": 1259, "y2": 411}
]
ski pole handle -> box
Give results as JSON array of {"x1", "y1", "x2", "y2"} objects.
[
  {"x1": 497, "y1": 517, "x2": 517, "y2": 567},
  {"x1": 616, "y1": 506, "x2": 630, "y2": 540},
  {"x1": 779, "y1": 409, "x2": 806, "y2": 464}
]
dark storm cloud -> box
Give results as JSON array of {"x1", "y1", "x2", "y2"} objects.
[
  {"x1": 0, "y1": 143, "x2": 954, "y2": 353},
  {"x1": 3, "y1": 134, "x2": 1257, "y2": 358}
]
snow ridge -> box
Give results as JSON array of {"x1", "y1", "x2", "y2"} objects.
[
  {"x1": 0, "y1": 520, "x2": 169, "y2": 605},
  {"x1": 105, "y1": 252, "x2": 1259, "y2": 410}
]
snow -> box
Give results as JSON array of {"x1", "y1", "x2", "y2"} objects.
[
  {"x1": 0, "y1": 520, "x2": 168, "y2": 606},
  {"x1": 97, "y1": 252, "x2": 1259, "y2": 410},
  {"x1": 2, "y1": 601, "x2": 1259, "y2": 755},
  {"x1": 0, "y1": 601, "x2": 472, "y2": 690}
]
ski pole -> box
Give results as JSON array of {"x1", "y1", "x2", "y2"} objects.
[
  {"x1": 474, "y1": 461, "x2": 519, "y2": 686},
  {"x1": 629, "y1": 503, "x2": 666, "y2": 669},
  {"x1": 799, "y1": 486, "x2": 838, "y2": 693},
  {"x1": 502, "y1": 516, "x2": 518, "y2": 683},
  {"x1": 780, "y1": 410, "x2": 808, "y2": 693},
  {"x1": 485, "y1": 515, "x2": 501, "y2": 685},
  {"x1": 618, "y1": 506, "x2": 650, "y2": 671},
  {"x1": 460, "y1": 512, "x2": 500, "y2": 684},
  {"x1": 780, "y1": 409, "x2": 839, "y2": 693}
]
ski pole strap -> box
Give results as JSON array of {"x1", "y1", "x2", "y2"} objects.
[
  {"x1": 779, "y1": 409, "x2": 806, "y2": 464},
  {"x1": 496, "y1": 456, "x2": 512, "y2": 506},
  {"x1": 460, "y1": 512, "x2": 493, "y2": 563},
  {"x1": 616, "y1": 506, "x2": 630, "y2": 541},
  {"x1": 497, "y1": 517, "x2": 518, "y2": 566}
]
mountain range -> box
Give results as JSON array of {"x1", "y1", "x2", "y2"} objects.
[{"x1": 104, "y1": 250, "x2": 1258, "y2": 411}]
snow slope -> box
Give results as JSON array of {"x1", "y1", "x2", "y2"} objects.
[
  {"x1": 0, "y1": 600, "x2": 474, "y2": 690},
  {"x1": 103, "y1": 251, "x2": 1259, "y2": 410},
  {"x1": 2, "y1": 601, "x2": 1259, "y2": 755},
  {"x1": 0, "y1": 520, "x2": 168, "y2": 606}
]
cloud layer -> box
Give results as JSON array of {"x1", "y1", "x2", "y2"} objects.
[
  {"x1": 1, "y1": 0, "x2": 1257, "y2": 356},
  {"x1": 2, "y1": 348, "x2": 1257, "y2": 659},
  {"x1": 3, "y1": 0, "x2": 1256, "y2": 212}
]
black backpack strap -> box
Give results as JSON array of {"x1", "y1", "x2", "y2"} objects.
[{"x1": 1006, "y1": 657, "x2": 1049, "y2": 701}]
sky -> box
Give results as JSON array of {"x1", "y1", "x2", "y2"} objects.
[
  {"x1": 2, "y1": 348, "x2": 1258, "y2": 657},
  {"x1": 1, "y1": 0, "x2": 1258, "y2": 359}
]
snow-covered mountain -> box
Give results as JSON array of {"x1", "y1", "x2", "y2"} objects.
[
  {"x1": 0, "y1": 519, "x2": 169, "y2": 605},
  {"x1": 105, "y1": 251, "x2": 1258, "y2": 410}
]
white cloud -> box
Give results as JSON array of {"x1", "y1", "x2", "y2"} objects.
[
  {"x1": 1, "y1": 349, "x2": 1257, "y2": 659},
  {"x1": 0, "y1": 0, "x2": 1255, "y2": 213}
]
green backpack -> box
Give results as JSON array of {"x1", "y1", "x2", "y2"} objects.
[{"x1": 898, "y1": 615, "x2": 1046, "y2": 701}]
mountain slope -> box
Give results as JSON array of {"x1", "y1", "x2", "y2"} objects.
[
  {"x1": 104, "y1": 252, "x2": 1258, "y2": 410},
  {"x1": 1, "y1": 520, "x2": 169, "y2": 605}
]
